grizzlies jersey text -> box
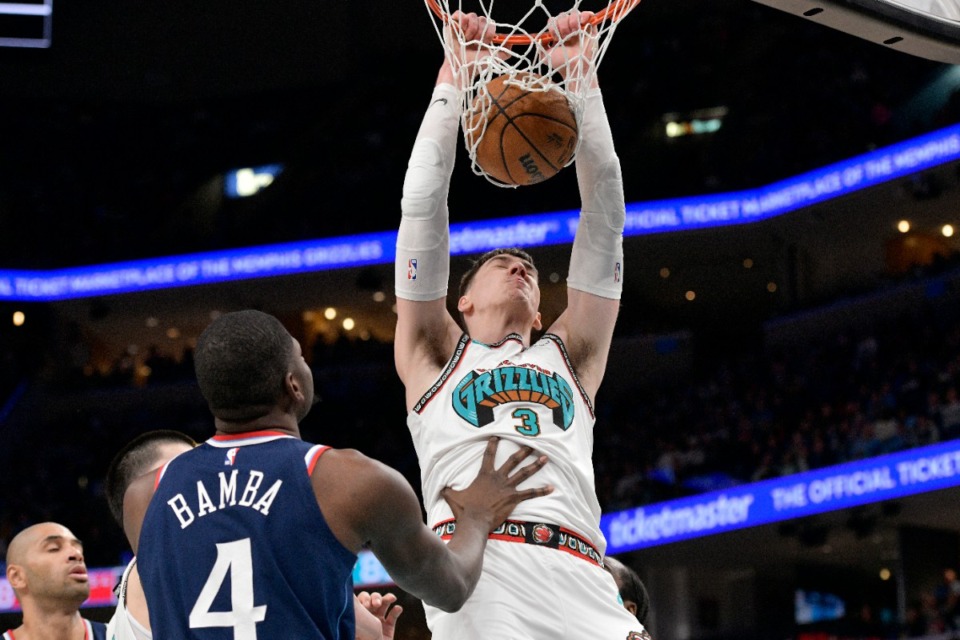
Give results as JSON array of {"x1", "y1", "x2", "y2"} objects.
[
  {"x1": 409, "y1": 333, "x2": 606, "y2": 553},
  {"x1": 138, "y1": 433, "x2": 356, "y2": 640}
]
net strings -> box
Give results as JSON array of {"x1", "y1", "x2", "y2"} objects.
[{"x1": 424, "y1": 0, "x2": 631, "y2": 186}]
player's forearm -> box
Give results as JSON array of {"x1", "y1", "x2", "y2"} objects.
[
  {"x1": 390, "y1": 527, "x2": 487, "y2": 613},
  {"x1": 395, "y1": 83, "x2": 460, "y2": 303},
  {"x1": 428, "y1": 520, "x2": 490, "y2": 612},
  {"x1": 568, "y1": 89, "x2": 625, "y2": 300},
  {"x1": 576, "y1": 89, "x2": 624, "y2": 217}
]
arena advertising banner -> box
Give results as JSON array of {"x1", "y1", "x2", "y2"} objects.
[
  {"x1": 602, "y1": 438, "x2": 960, "y2": 554},
  {"x1": 1, "y1": 123, "x2": 959, "y2": 301}
]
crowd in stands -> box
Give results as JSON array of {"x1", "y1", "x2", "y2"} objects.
[{"x1": 595, "y1": 288, "x2": 960, "y2": 510}]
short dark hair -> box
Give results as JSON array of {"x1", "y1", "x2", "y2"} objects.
[
  {"x1": 458, "y1": 248, "x2": 537, "y2": 299},
  {"x1": 194, "y1": 310, "x2": 294, "y2": 422},
  {"x1": 605, "y1": 556, "x2": 651, "y2": 625},
  {"x1": 104, "y1": 430, "x2": 196, "y2": 526}
]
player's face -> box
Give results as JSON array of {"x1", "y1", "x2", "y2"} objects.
[
  {"x1": 462, "y1": 254, "x2": 542, "y2": 326},
  {"x1": 290, "y1": 338, "x2": 316, "y2": 421},
  {"x1": 18, "y1": 523, "x2": 90, "y2": 604}
]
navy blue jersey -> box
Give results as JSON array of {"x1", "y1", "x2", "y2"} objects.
[{"x1": 138, "y1": 431, "x2": 356, "y2": 640}]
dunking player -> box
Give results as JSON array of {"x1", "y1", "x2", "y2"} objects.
[
  {"x1": 3, "y1": 522, "x2": 107, "y2": 640},
  {"x1": 394, "y1": 10, "x2": 646, "y2": 639},
  {"x1": 104, "y1": 429, "x2": 404, "y2": 640},
  {"x1": 123, "y1": 310, "x2": 551, "y2": 638}
]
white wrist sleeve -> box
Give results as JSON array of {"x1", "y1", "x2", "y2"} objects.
[
  {"x1": 395, "y1": 84, "x2": 460, "y2": 302},
  {"x1": 567, "y1": 89, "x2": 625, "y2": 300}
]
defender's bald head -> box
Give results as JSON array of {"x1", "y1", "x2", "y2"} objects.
[{"x1": 7, "y1": 523, "x2": 80, "y2": 566}]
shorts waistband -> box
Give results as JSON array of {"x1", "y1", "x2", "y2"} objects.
[{"x1": 432, "y1": 519, "x2": 603, "y2": 567}]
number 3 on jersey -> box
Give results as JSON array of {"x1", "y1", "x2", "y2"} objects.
[
  {"x1": 189, "y1": 538, "x2": 266, "y2": 640},
  {"x1": 512, "y1": 408, "x2": 541, "y2": 436}
]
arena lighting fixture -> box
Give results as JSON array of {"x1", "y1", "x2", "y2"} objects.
[
  {"x1": 224, "y1": 164, "x2": 283, "y2": 198},
  {"x1": 324, "y1": 307, "x2": 337, "y2": 320},
  {"x1": 11, "y1": 310, "x2": 24, "y2": 326},
  {"x1": 342, "y1": 318, "x2": 355, "y2": 331},
  {"x1": 944, "y1": 224, "x2": 955, "y2": 237},
  {"x1": 4, "y1": 124, "x2": 960, "y2": 302},
  {"x1": 898, "y1": 219, "x2": 912, "y2": 233},
  {"x1": 663, "y1": 107, "x2": 728, "y2": 139}
]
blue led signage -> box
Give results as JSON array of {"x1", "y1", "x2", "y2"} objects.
[{"x1": 2, "y1": 124, "x2": 959, "y2": 301}]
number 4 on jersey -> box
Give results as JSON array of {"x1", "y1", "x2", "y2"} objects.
[{"x1": 189, "y1": 538, "x2": 266, "y2": 640}]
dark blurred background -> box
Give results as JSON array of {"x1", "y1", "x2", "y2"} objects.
[{"x1": 3, "y1": 1, "x2": 960, "y2": 638}]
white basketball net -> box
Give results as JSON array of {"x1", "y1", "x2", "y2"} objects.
[{"x1": 424, "y1": 0, "x2": 641, "y2": 186}]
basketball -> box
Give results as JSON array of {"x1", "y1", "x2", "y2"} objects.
[{"x1": 466, "y1": 74, "x2": 579, "y2": 187}]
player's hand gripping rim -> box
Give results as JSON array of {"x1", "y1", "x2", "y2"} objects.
[{"x1": 440, "y1": 436, "x2": 553, "y2": 532}]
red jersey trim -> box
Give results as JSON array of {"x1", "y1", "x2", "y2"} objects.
[{"x1": 306, "y1": 445, "x2": 331, "y2": 476}]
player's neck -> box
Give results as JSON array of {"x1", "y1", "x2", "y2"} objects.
[
  {"x1": 214, "y1": 410, "x2": 301, "y2": 439},
  {"x1": 467, "y1": 314, "x2": 532, "y2": 346},
  {"x1": 16, "y1": 606, "x2": 86, "y2": 640}
]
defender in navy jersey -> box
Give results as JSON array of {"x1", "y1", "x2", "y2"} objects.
[
  {"x1": 139, "y1": 433, "x2": 356, "y2": 640},
  {"x1": 123, "y1": 310, "x2": 551, "y2": 640},
  {"x1": 394, "y1": 12, "x2": 647, "y2": 640},
  {"x1": 104, "y1": 429, "x2": 402, "y2": 640},
  {"x1": 3, "y1": 522, "x2": 107, "y2": 640}
]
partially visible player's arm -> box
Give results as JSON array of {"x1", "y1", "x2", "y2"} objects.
[
  {"x1": 546, "y1": 12, "x2": 623, "y2": 399},
  {"x1": 313, "y1": 439, "x2": 550, "y2": 612},
  {"x1": 393, "y1": 67, "x2": 463, "y2": 405}
]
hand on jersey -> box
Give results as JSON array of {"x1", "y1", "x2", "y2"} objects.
[{"x1": 440, "y1": 437, "x2": 553, "y2": 531}]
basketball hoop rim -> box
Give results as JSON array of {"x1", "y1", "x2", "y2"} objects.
[{"x1": 425, "y1": 0, "x2": 643, "y2": 46}]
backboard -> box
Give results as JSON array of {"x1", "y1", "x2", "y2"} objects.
[{"x1": 751, "y1": 0, "x2": 960, "y2": 64}]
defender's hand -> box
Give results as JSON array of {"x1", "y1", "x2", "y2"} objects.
[{"x1": 441, "y1": 437, "x2": 552, "y2": 531}]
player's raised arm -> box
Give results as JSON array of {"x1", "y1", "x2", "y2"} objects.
[
  {"x1": 313, "y1": 438, "x2": 551, "y2": 612},
  {"x1": 394, "y1": 13, "x2": 499, "y2": 408},
  {"x1": 545, "y1": 11, "x2": 624, "y2": 400}
]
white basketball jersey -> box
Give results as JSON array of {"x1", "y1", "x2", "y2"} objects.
[
  {"x1": 409, "y1": 332, "x2": 605, "y2": 552},
  {"x1": 106, "y1": 559, "x2": 152, "y2": 640}
]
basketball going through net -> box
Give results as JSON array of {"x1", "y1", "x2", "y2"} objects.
[{"x1": 424, "y1": 0, "x2": 641, "y2": 187}]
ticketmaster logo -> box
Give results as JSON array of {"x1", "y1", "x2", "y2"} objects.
[{"x1": 607, "y1": 494, "x2": 755, "y2": 548}]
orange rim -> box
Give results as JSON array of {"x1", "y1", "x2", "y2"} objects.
[{"x1": 425, "y1": 0, "x2": 642, "y2": 46}]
